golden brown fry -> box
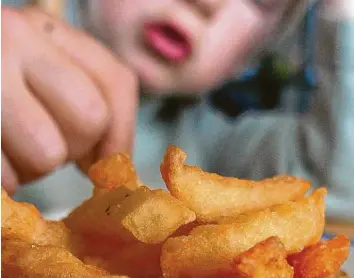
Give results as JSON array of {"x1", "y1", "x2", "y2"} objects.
[
  {"x1": 65, "y1": 186, "x2": 196, "y2": 244},
  {"x1": 231, "y1": 237, "x2": 294, "y2": 278},
  {"x1": 2, "y1": 146, "x2": 351, "y2": 278},
  {"x1": 75, "y1": 232, "x2": 162, "y2": 277},
  {"x1": 161, "y1": 145, "x2": 311, "y2": 222},
  {"x1": 2, "y1": 188, "x2": 41, "y2": 242},
  {"x1": 1, "y1": 188, "x2": 73, "y2": 249},
  {"x1": 65, "y1": 185, "x2": 134, "y2": 242},
  {"x1": 287, "y1": 235, "x2": 350, "y2": 278},
  {"x1": 83, "y1": 242, "x2": 163, "y2": 278},
  {"x1": 72, "y1": 234, "x2": 124, "y2": 260},
  {"x1": 161, "y1": 188, "x2": 326, "y2": 278},
  {"x1": 32, "y1": 220, "x2": 77, "y2": 251},
  {"x1": 88, "y1": 153, "x2": 141, "y2": 192},
  {"x1": 2, "y1": 239, "x2": 128, "y2": 278}
]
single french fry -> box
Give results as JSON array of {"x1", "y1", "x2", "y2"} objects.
[
  {"x1": 161, "y1": 145, "x2": 311, "y2": 222},
  {"x1": 1, "y1": 188, "x2": 41, "y2": 242},
  {"x1": 230, "y1": 236, "x2": 294, "y2": 278},
  {"x1": 287, "y1": 235, "x2": 350, "y2": 278},
  {"x1": 2, "y1": 239, "x2": 127, "y2": 278},
  {"x1": 65, "y1": 186, "x2": 196, "y2": 244},
  {"x1": 88, "y1": 153, "x2": 141, "y2": 193},
  {"x1": 1, "y1": 188, "x2": 72, "y2": 249}
]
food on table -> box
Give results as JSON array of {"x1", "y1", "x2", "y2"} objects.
[{"x1": 1, "y1": 146, "x2": 350, "y2": 278}]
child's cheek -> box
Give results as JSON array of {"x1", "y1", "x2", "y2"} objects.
[
  {"x1": 99, "y1": 2, "x2": 124, "y2": 27},
  {"x1": 98, "y1": 1, "x2": 137, "y2": 30},
  {"x1": 197, "y1": 4, "x2": 266, "y2": 86}
]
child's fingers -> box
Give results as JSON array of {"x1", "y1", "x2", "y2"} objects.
[
  {"x1": 1, "y1": 152, "x2": 19, "y2": 195},
  {"x1": 23, "y1": 29, "x2": 110, "y2": 160},
  {"x1": 2, "y1": 74, "x2": 67, "y2": 177},
  {"x1": 23, "y1": 7, "x2": 138, "y2": 159}
]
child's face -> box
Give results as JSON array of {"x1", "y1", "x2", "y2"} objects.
[{"x1": 89, "y1": 0, "x2": 289, "y2": 94}]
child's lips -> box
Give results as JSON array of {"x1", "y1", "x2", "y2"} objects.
[{"x1": 143, "y1": 21, "x2": 192, "y2": 63}]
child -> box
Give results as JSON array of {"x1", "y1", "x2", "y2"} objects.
[{"x1": 2, "y1": 0, "x2": 353, "y2": 222}]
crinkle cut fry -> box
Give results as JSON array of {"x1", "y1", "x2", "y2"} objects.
[{"x1": 161, "y1": 145, "x2": 311, "y2": 222}]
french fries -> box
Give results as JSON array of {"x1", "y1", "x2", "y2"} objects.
[
  {"x1": 160, "y1": 188, "x2": 326, "y2": 277},
  {"x1": 288, "y1": 235, "x2": 350, "y2": 278},
  {"x1": 65, "y1": 185, "x2": 196, "y2": 244},
  {"x1": 1, "y1": 145, "x2": 350, "y2": 278},
  {"x1": 161, "y1": 145, "x2": 311, "y2": 222},
  {"x1": 2, "y1": 188, "x2": 41, "y2": 242},
  {"x1": 1, "y1": 188, "x2": 73, "y2": 250},
  {"x1": 83, "y1": 242, "x2": 163, "y2": 278},
  {"x1": 2, "y1": 239, "x2": 127, "y2": 278},
  {"x1": 89, "y1": 153, "x2": 141, "y2": 192},
  {"x1": 231, "y1": 236, "x2": 294, "y2": 278}
]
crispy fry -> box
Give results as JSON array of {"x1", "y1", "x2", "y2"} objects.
[
  {"x1": 1, "y1": 239, "x2": 128, "y2": 278},
  {"x1": 65, "y1": 185, "x2": 134, "y2": 242},
  {"x1": 161, "y1": 145, "x2": 311, "y2": 222},
  {"x1": 161, "y1": 189, "x2": 326, "y2": 277},
  {"x1": 2, "y1": 146, "x2": 351, "y2": 278},
  {"x1": 65, "y1": 186, "x2": 196, "y2": 244},
  {"x1": 32, "y1": 220, "x2": 78, "y2": 251},
  {"x1": 287, "y1": 235, "x2": 350, "y2": 278},
  {"x1": 83, "y1": 242, "x2": 163, "y2": 278},
  {"x1": 73, "y1": 234, "x2": 124, "y2": 259},
  {"x1": 88, "y1": 153, "x2": 141, "y2": 192},
  {"x1": 231, "y1": 237, "x2": 294, "y2": 278},
  {"x1": 2, "y1": 188, "x2": 41, "y2": 242},
  {"x1": 211, "y1": 237, "x2": 294, "y2": 278},
  {"x1": 1, "y1": 188, "x2": 73, "y2": 249}
]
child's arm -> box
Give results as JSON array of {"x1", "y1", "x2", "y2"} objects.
[
  {"x1": 217, "y1": 1, "x2": 354, "y2": 221},
  {"x1": 1, "y1": 7, "x2": 138, "y2": 193}
]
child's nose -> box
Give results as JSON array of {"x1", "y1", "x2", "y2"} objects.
[{"x1": 182, "y1": 0, "x2": 225, "y2": 19}]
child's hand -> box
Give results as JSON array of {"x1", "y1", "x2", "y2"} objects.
[{"x1": 1, "y1": 7, "x2": 138, "y2": 193}]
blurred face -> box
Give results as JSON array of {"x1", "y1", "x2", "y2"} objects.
[{"x1": 87, "y1": 0, "x2": 290, "y2": 94}]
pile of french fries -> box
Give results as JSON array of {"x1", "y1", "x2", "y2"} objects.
[{"x1": 1, "y1": 146, "x2": 350, "y2": 277}]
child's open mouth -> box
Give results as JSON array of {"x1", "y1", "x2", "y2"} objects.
[{"x1": 143, "y1": 21, "x2": 192, "y2": 63}]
